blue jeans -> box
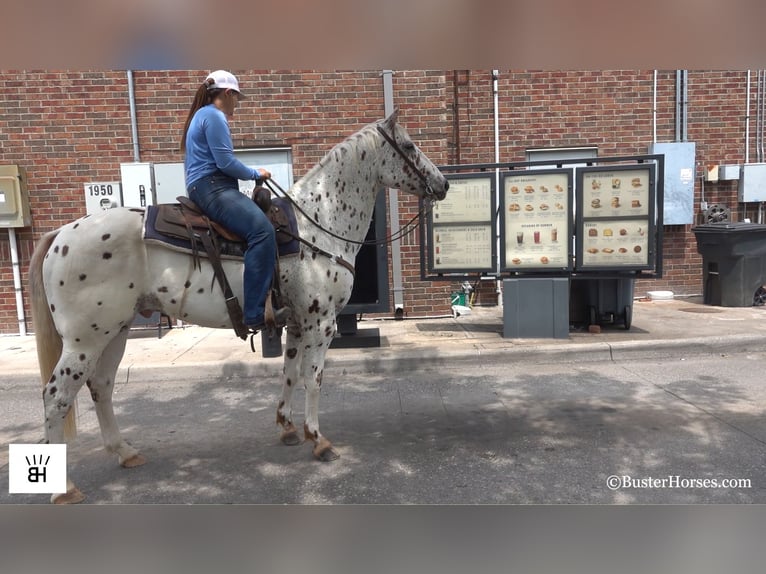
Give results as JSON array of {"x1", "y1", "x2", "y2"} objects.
[{"x1": 188, "y1": 172, "x2": 276, "y2": 325}]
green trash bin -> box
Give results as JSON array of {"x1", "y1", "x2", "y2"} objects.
[
  {"x1": 692, "y1": 222, "x2": 766, "y2": 307},
  {"x1": 451, "y1": 291, "x2": 468, "y2": 306}
]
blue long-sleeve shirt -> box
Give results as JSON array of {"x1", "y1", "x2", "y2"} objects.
[{"x1": 184, "y1": 104, "x2": 259, "y2": 187}]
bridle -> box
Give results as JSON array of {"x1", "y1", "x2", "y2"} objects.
[{"x1": 376, "y1": 124, "x2": 438, "y2": 200}]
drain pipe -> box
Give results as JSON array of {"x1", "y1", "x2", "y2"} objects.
[
  {"x1": 127, "y1": 70, "x2": 141, "y2": 162},
  {"x1": 653, "y1": 70, "x2": 657, "y2": 144},
  {"x1": 382, "y1": 70, "x2": 405, "y2": 318},
  {"x1": 9, "y1": 228, "x2": 26, "y2": 336},
  {"x1": 492, "y1": 70, "x2": 502, "y2": 306},
  {"x1": 745, "y1": 70, "x2": 751, "y2": 164}
]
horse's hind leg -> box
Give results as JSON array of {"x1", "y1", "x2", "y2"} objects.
[
  {"x1": 88, "y1": 329, "x2": 146, "y2": 468},
  {"x1": 43, "y1": 344, "x2": 104, "y2": 504}
]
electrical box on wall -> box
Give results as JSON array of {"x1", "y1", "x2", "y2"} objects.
[
  {"x1": 719, "y1": 165, "x2": 740, "y2": 180},
  {"x1": 0, "y1": 165, "x2": 32, "y2": 228},
  {"x1": 153, "y1": 162, "x2": 186, "y2": 203},
  {"x1": 738, "y1": 163, "x2": 766, "y2": 202},
  {"x1": 84, "y1": 182, "x2": 123, "y2": 215},
  {"x1": 648, "y1": 142, "x2": 696, "y2": 225},
  {"x1": 120, "y1": 163, "x2": 155, "y2": 208}
]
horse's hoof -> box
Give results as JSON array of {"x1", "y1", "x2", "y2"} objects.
[
  {"x1": 281, "y1": 430, "x2": 301, "y2": 446},
  {"x1": 120, "y1": 454, "x2": 147, "y2": 468},
  {"x1": 313, "y1": 439, "x2": 339, "y2": 462},
  {"x1": 52, "y1": 487, "x2": 85, "y2": 504}
]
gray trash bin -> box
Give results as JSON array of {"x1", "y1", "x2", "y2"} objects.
[{"x1": 692, "y1": 222, "x2": 766, "y2": 307}]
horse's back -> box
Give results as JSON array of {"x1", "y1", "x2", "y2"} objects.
[{"x1": 41, "y1": 208, "x2": 148, "y2": 340}]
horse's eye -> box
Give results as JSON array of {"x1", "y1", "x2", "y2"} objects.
[{"x1": 402, "y1": 141, "x2": 415, "y2": 152}]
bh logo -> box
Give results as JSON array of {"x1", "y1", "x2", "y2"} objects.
[{"x1": 8, "y1": 444, "x2": 67, "y2": 494}]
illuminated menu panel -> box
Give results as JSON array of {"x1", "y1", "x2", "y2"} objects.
[
  {"x1": 501, "y1": 170, "x2": 572, "y2": 271},
  {"x1": 433, "y1": 225, "x2": 493, "y2": 269},
  {"x1": 581, "y1": 219, "x2": 650, "y2": 266},
  {"x1": 581, "y1": 168, "x2": 650, "y2": 218},
  {"x1": 430, "y1": 174, "x2": 495, "y2": 273},
  {"x1": 576, "y1": 164, "x2": 655, "y2": 270},
  {"x1": 432, "y1": 177, "x2": 493, "y2": 223}
]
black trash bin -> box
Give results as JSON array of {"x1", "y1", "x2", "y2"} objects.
[{"x1": 692, "y1": 222, "x2": 766, "y2": 307}]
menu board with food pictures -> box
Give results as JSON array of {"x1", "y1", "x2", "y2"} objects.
[
  {"x1": 576, "y1": 164, "x2": 655, "y2": 270},
  {"x1": 430, "y1": 174, "x2": 495, "y2": 273},
  {"x1": 581, "y1": 220, "x2": 650, "y2": 266},
  {"x1": 581, "y1": 168, "x2": 650, "y2": 218},
  {"x1": 501, "y1": 169, "x2": 572, "y2": 270}
]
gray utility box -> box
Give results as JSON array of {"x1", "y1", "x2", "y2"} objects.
[
  {"x1": 738, "y1": 164, "x2": 766, "y2": 202},
  {"x1": 503, "y1": 278, "x2": 569, "y2": 339},
  {"x1": 692, "y1": 222, "x2": 766, "y2": 306},
  {"x1": 569, "y1": 277, "x2": 636, "y2": 330}
]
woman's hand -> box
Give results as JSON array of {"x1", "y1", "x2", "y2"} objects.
[{"x1": 257, "y1": 168, "x2": 271, "y2": 181}]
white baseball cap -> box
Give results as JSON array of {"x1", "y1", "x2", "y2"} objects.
[{"x1": 206, "y1": 70, "x2": 245, "y2": 98}]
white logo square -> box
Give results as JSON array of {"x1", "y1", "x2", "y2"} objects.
[{"x1": 8, "y1": 444, "x2": 67, "y2": 494}]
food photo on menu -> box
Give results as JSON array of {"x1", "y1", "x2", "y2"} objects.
[{"x1": 503, "y1": 173, "x2": 570, "y2": 270}]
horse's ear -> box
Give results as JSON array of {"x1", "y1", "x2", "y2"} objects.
[{"x1": 383, "y1": 107, "x2": 399, "y2": 129}]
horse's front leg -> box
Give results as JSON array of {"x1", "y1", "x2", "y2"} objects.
[
  {"x1": 301, "y1": 321, "x2": 338, "y2": 462},
  {"x1": 276, "y1": 324, "x2": 303, "y2": 446}
]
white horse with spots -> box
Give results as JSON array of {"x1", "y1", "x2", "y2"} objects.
[{"x1": 29, "y1": 110, "x2": 449, "y2": 503}]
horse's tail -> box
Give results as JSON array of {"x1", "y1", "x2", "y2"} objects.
[{"x1": 29, "y1": 229, "x2": 76, "y2": 440}]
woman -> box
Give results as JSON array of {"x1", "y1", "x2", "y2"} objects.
[{"x1": 181, "y1": 70, "x2": 290, "y2": 332}]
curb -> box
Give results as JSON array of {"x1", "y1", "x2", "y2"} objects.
[{"x1": 93, "y1": 334, "x2": 766, "y2": 383}]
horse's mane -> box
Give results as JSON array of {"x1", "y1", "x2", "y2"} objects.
[{"x1": 294, "y1": 118, "x2": 383, "y2": 188}]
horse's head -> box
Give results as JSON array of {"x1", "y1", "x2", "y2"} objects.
[{"x1": 376, "y1": 109, "x2": 449, "y2": 201}]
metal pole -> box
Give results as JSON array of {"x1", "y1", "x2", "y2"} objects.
[
  {"x1": 9, "y1": 228, "x2": 26, "y2": 336},
  {"x1": 382, "y1": 70, "x2": 405, "y2": 316},
  {"x1": 492, "y1": 70, "x2": 502, "y2": 305}
]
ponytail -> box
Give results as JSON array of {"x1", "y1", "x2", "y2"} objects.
[{"x1": 180, "y1": 78, "x2": 222, "y2": 152}]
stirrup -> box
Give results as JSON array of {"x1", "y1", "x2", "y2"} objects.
[{"x1": 247, "y1": 307, "x2": 292, "y2": 333}]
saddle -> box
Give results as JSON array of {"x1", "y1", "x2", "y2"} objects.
[{"x1": 148, "y1": 188, "x2": 298, "y2": 341}]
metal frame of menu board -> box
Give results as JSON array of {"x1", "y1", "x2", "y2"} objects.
[
  {"x1": 426, "y1": 172, "x2": 497, "y2": 275},
  {"x1": 500, "y1": 168, "x2": 573, "y2": 272},
  {"x1": 575, "y1": 163, "x2": 657, "y2": 272},
  {"x1": 420, "y1": 154, "x2": 664, "y2": 281}
]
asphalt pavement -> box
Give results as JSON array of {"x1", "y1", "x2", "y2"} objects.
[{"x1": 2, "y1": 295, "x2": 766, "y2": 504}]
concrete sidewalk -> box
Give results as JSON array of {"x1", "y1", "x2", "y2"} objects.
[{"x1": 2, "y1": 295, "x2": 765, "y2": 385}]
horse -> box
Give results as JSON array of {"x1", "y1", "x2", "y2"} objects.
[{"x1": 28, "y1": 109, "x2": 449, "y2": 503}]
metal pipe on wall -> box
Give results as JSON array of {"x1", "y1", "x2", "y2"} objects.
[
  {"x1": 492, "y1": 70, "x2": 502, "y2": 305},
  {"x1": 8, "y1": 228, "x2": 26, "y2": 336},
  {"x1": 382, "y1": 70, "x2": 405, "y2": 315},
  {"x1": 745, "y1": 70, "x2": 750, "y2": 164},
  {"x1": 127, "y1": 70, "x2": 141, "y2": 162},
  {"x1": 653, "y1": 70, "x2": 658, "y2": 144}
]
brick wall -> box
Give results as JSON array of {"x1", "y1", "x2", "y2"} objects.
[{"x1": 0, "y1": 70, "x2": 759, "y2": 333}]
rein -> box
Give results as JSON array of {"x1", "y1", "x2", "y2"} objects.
[{"x1": 265, "y1": 178, "x2": 432, "y2": 248}]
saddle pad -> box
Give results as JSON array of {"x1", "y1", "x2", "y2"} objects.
[
  {"x1": 143, "y1": 205, "x2": 246, "y2": 260},
  {"x1": 142, "y1": 201, "x2": 300, "y2": 259}
]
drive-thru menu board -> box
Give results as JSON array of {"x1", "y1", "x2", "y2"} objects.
[
  {"x1": 500, "y1": 169, "x2": 573, "y2": 271},
  {"x1": 576, "y1": 164, "x2": 655, "y2": 270},
  {"x1": 429, "y1": 173, "x2": 495, "y2": 273}
]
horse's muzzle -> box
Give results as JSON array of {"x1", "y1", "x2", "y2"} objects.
[{"x1": 434, "y1": 179, "x2": 448, "y2": 200}]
